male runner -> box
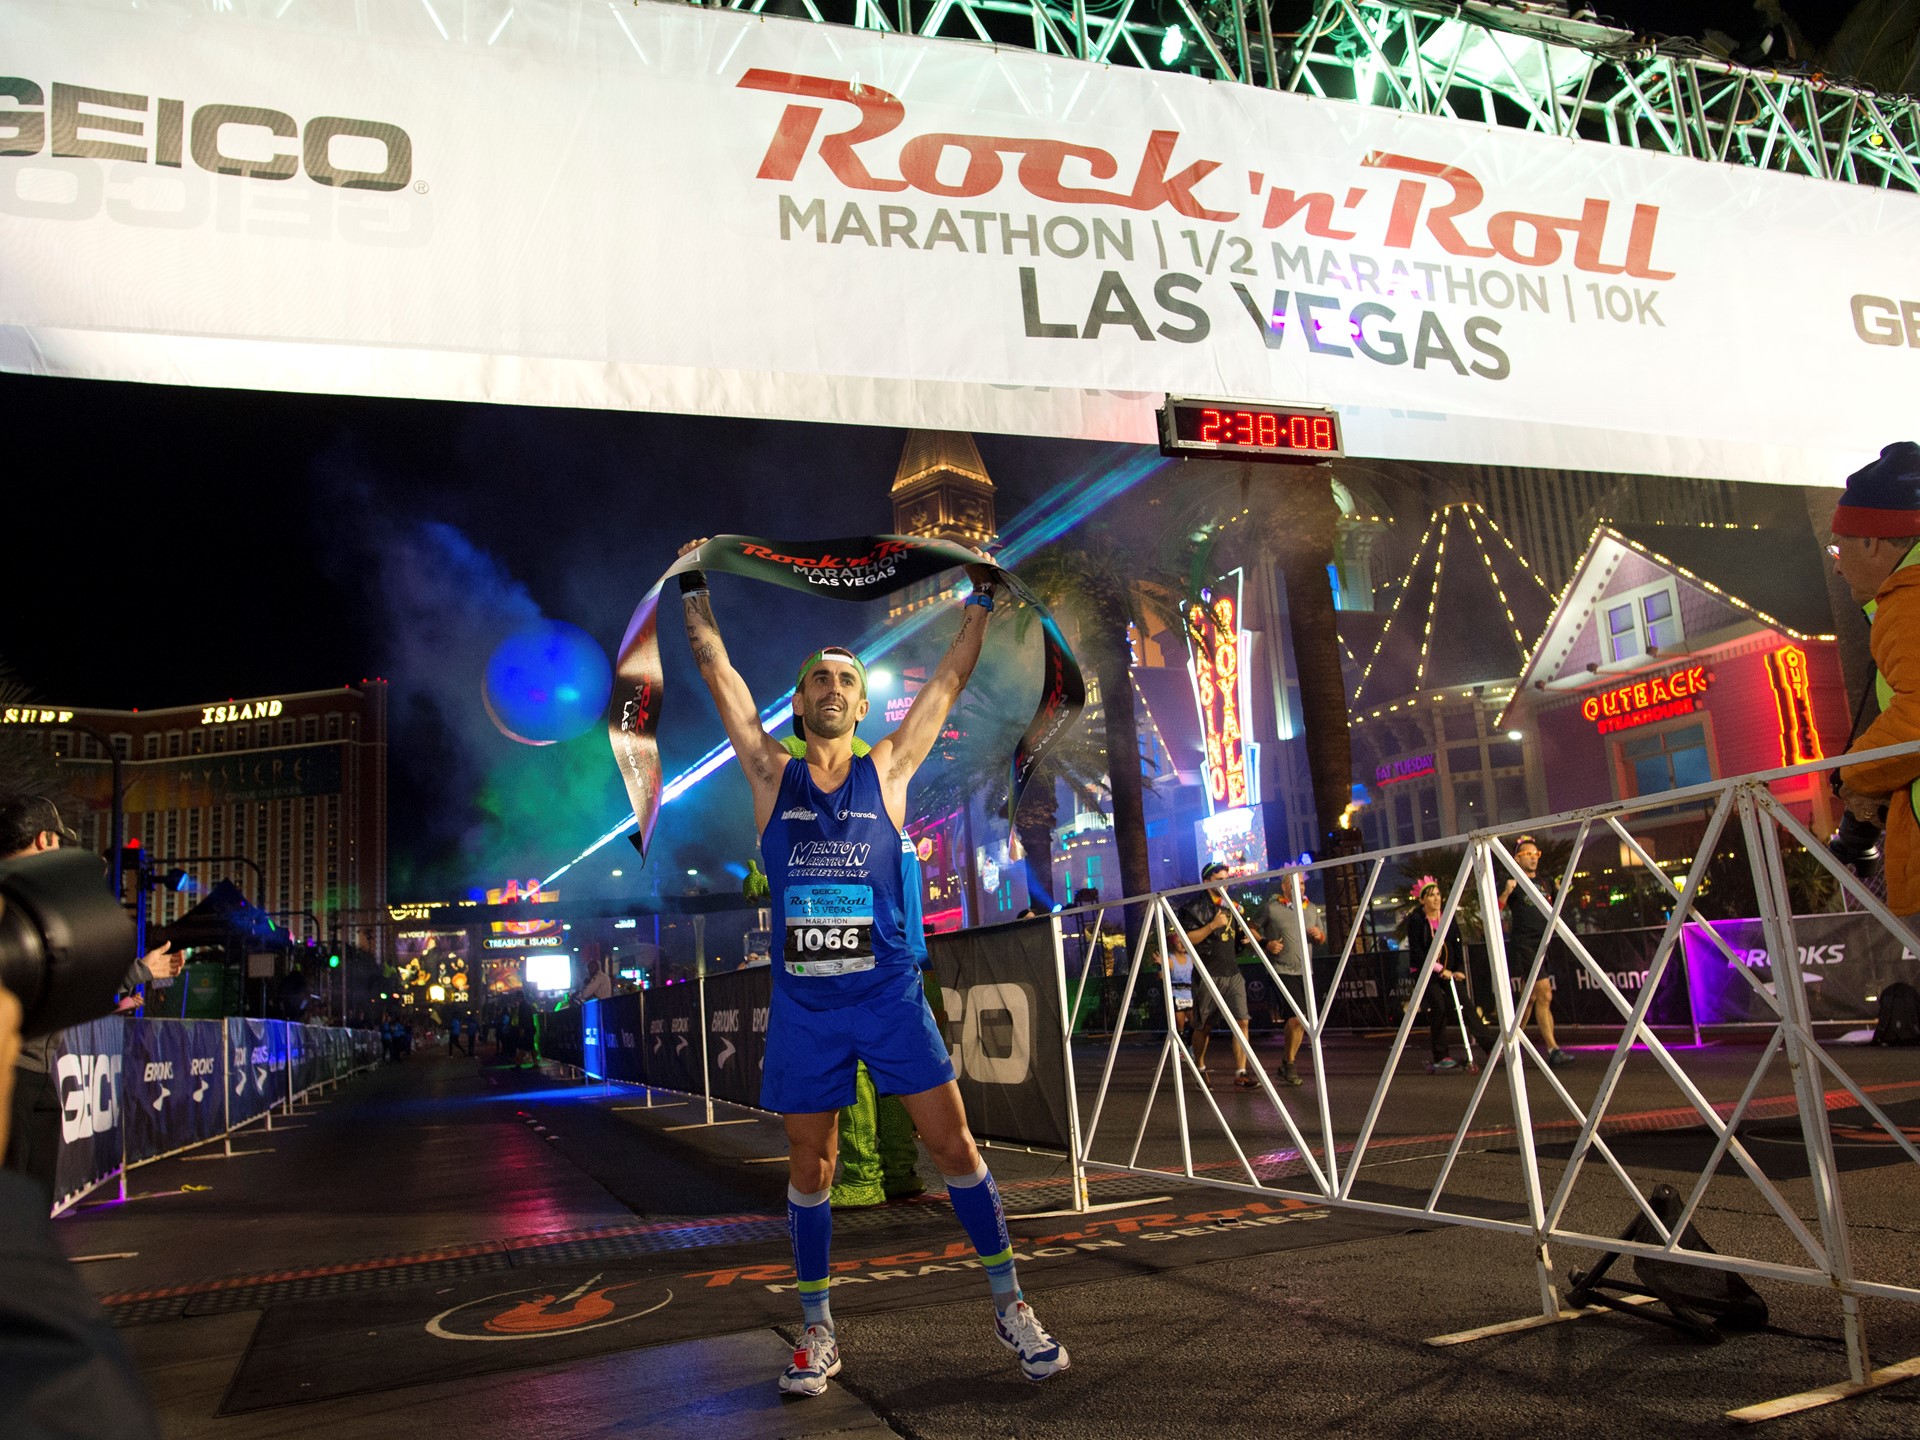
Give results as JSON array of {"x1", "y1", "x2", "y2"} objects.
[{"x1": 676, "y1": 538, "x2": 1069, "y2": 1394}]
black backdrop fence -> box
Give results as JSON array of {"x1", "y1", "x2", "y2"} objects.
[
  {"x1": 570, "y1": 915, "x2": 1080, "y2": 1157},
  {"x1": 51, "y1": 1018, "x2": 379, "y2": 1216}
]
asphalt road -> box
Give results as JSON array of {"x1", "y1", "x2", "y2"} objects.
[{"x1": 54, "y1": 1031, "x2": 1920, "y2": 1440}]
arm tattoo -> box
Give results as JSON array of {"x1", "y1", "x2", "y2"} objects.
[{"x1": 684, "y1": 591, "x2": 721, "y2": 667}]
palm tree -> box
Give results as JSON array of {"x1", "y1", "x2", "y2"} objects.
[
  {"x1": 1173, "y1": 465, "x2": 1354, "y2": 848},
  {"x1": 1015, "y1": 522, "x2": 1186, "y2": 912},
  {"x1": 912, "y1": 667, "x2": 1118, "y2": 912}
]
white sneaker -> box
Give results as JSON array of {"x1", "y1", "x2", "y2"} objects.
[
  {"x1": 779, "y1": 1323, "x2": 841, "y2": 1396},
  {"x1": 993, "y1": 1300, "x2": 1070, "y2": 1381}
]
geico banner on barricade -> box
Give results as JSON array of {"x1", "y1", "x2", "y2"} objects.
[
  {"x1": 704, "y1": 967, "x2": 773, "y2": 1108},
  {"x1": 1682, "y1": 913, "x2": 1919, "y2": 1025},
  {"x1": 226, "y1": 1017, "x2": 288, "y2": 1125},
  {"x1": 52, "y1": 1014, "x2": 125, "y2": 1210},
  {"x1": 123, "y1": 1020, "x2": 225, "y2": 1165},
  {"x1": 928, "y1": 920, "x2": 1070, "y2": 1152},
  {"x1": 5, "y1": 1, "x2": 1912, "y2": 483},
  {"x1": 598, "y1": 992, "x2": 645, "y2": 1084},
  {"x1": 644, "y1": 982, "x2": 701, "y2": 1094}
]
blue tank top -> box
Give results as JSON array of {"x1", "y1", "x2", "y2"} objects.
[{"x1": 761, "y1": 753, "x2": 924, "y2": 1006}]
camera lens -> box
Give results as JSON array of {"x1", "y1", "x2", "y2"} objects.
[{"x1": 0, "y1": 849, "x2": 137, "y2": 1039}]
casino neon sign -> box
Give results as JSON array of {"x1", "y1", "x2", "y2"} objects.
[
  {"x1": 1185, "y1": 572, "x2": 1256, "y2": 813},
  {"x1": 1582, "y1": 665, "x2": 1710, "y2": 735}
]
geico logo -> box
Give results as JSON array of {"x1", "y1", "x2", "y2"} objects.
[
  {"x1": 142, "y1": 1060, "x2": 175, "y2": 1082},
  {"x1": 189, "y1": 1056, "x2": 216, "y2": 1076},
  {"x1": 55, "y1": 1052, "x2": 122, "y2": 1142},
  {"x1": 1854, "y1": 295, "x2": 1920, "y2": 348},
  {"x1": 937, "y1": 982, "x2": 1035, "y2": 1086},
  {"x1": 711, "y1": 1008, "x2": 740, "y2": 1034},
  {"x1": 0, "y1": 80, "x2": 411, "y2": 191}
]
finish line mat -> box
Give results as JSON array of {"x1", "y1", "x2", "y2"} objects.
[{"x1": 220, "y1": 1190, "x2": 1423, "y2": 1413}]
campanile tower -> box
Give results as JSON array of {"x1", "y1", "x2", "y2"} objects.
[{"x1": 888, "y1": 431, "x2": 998, "y2": 620}]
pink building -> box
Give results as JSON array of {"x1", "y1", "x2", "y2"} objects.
[{"x1": 1501, "y1": 523, "x2": 1849, "y2": 853}]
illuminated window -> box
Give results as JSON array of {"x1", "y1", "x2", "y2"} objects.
[
  {"x1": 1604, "y1": 580, "x2": 1683, "y2": 663},
  {"x1": 1621, "y1": 723, "x2": 1711, "y2": 795}
]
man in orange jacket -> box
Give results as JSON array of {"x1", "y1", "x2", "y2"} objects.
[{"x1": 1830, "y1": 442, "x2": 1920, "y2": 919}]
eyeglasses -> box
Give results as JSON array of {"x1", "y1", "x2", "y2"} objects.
[{"x1": 1825, "y1": 543, "x2": 1842, "y2": 559}]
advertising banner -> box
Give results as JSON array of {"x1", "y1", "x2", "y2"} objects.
[
  {"x1": 123, "y1": 1020, "x2": 226, "y2": 1165},
  {"x1": 5, "y1": 0, "x2": 1912, "y2": 482},
  {"x1": 544, "y1": 1004, "x2": 584, "y2": 1071},
  {"x1": 226, "y1": 1016, "x2": 288, "y2": 1126},
  {"x1": 52, "y1": 1014, "x2": 125, "y2": 1209},
  {"x1": 1681, "y1": 913, "x2": 1919, "y2": 1026},
  {"x1": 595, "y1": 992, "x2": 646, "y2": 1084},
  {"x1": 702, "y1": 967, "x2": 773, "y2": 1108},
  {"x1": 928, "y1": 920, "x2": 1072, "y2": 1152},
  {"x1": 643, "y1": 982, "x2": 702, "y2": 1095}
]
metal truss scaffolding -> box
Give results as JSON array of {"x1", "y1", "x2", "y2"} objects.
[{"x1": 713, "y1": 0, "x2": 1920, "y2": 192}]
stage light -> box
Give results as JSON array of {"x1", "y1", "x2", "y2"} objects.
[{"x1": 1160, "y1": 24, "x2": 1186, "y2": 65}]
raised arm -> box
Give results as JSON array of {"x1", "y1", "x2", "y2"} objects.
[
  {"x1": 870, "y1": 562, "x2": 997, "y2": 807},
  {"x1": 678, "y1": 540, "x2": 791, "y2": 822}
]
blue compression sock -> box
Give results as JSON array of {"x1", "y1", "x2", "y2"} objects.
[
  {"x1": 945, "y1": 1161, "x2": 1021, "y2": 1313},
  {"x1": 787, "y1": 1184, "x2": 834, "y2": 1332}
]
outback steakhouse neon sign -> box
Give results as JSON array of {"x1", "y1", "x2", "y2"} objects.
[{"x1": 1582, "y1": 665, "x2": 1710, "y2": 735}]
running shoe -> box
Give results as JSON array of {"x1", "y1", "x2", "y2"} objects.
[
  {"x1": 780, "y1": 1324, "x2": 841, "y2": 1396},
  {"x1": 1546, "y1": 1048, "x2": 1576, "y2": 1069},
  {"x1": 1234, "y1": 1070, "x2": 1257, "y2": 1089},
  {"x1": 994, "y1": 1300, "x2": 1070, "y2": 1381},
  {"x1": 1277, "y1": 1060, "x2": 1304, "y2": 1087},
  {"x1": 1430, "y1": 1056, "x2": 1460, "y2": 1071}
]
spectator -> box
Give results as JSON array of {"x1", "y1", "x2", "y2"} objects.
[
  {"x1": 1831, "y1": 442, "x2": 1920, "y2": 922},
  {"x1": 1401, "y1": 877, "x2": 1495, "y2": 1072},
  {"x1": 1179, "y1": 864, "x2": 1256, "y2": 1088},
  {"x1": 0, "y1": 978, "x2": 164, "y2": 1440},
  {"x1": 1498, "y1": 835, "x2": 1574, "y2": 1068},
  {"x1": 1258, "y1": 884, "x2": 1324, "y2": 1087}
]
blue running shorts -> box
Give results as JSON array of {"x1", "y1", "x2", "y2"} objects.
[{"x1": 761, "y1": 967, "x2": 955, "y2": 1114}]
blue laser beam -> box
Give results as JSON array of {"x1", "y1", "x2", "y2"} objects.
[{"x1": 540, "y1": 448, "x2": 1174, "y2": 887}]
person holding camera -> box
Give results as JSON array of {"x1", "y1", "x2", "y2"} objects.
[
  {"x1": 0, "y1": 795, "x2": 183, "y2": 1204},
  {"x1": 1828, "y1": 443, "x2": 1920, "y2": 921}
]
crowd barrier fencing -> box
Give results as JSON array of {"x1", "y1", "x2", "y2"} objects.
[
  {"x1": 1068, "y1": 742, "x2": 1920, "y2": 1423},
  {"x1": 538, "y1": 744, "x2": 1917, "y2": 1417},
  {"x1": 51, "y1": 1018, "x2": 380, "y2": 1216}
]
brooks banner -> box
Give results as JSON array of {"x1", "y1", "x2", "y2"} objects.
[
  {"x1": 5, "y1": 1, "x2": 1914, "y2": 481},
  {"x1": 610, "y1": 535, "x2": 1083, "y2": 860},
  {"x1": 1681, "y1": 913, "x2": 1920, "y2": 1026}
]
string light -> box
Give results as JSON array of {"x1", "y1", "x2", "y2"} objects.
[
  {"x1": 1413, "y1": 512, "x2": 1449, "y2": 690},
  {"x1": 1354, "y1": 517, "x2": 1436, "y2": 704}
]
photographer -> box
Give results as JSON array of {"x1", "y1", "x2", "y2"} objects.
[
  {"x1": 1828, "y1": 443, "x2": 1920, "y2": 921},
  {"x1": 0, "y1": 978, "x2": 163, "y2": 1439},
  {"x1": 1, "y1": 795, "x2": 182, "y2": 1204}
]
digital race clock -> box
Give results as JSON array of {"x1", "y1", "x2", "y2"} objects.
[{"x1": 1156, "y1": 397, "x2": 1343, "y2": 464}]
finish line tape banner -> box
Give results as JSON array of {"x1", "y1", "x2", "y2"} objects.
[
  {"x1": 610, "y1": 534, "x2": 1084, "y2": 859},
  {"x1": 6, "y1": 0, "x2": 1918, "y2": 481}
]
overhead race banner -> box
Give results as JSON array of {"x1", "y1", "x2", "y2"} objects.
[{"x1": 5, "y1": 0, "x2": 1915, "y2": 480}]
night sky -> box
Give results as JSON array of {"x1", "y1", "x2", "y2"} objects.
[{"x1": 0, "y1": 0, "x2": 1863, "y2": 893}]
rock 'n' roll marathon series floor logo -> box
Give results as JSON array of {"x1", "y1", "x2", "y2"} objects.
[{"x1": 425, "y1": 1275, "x2": 673, "y2": 1342}]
